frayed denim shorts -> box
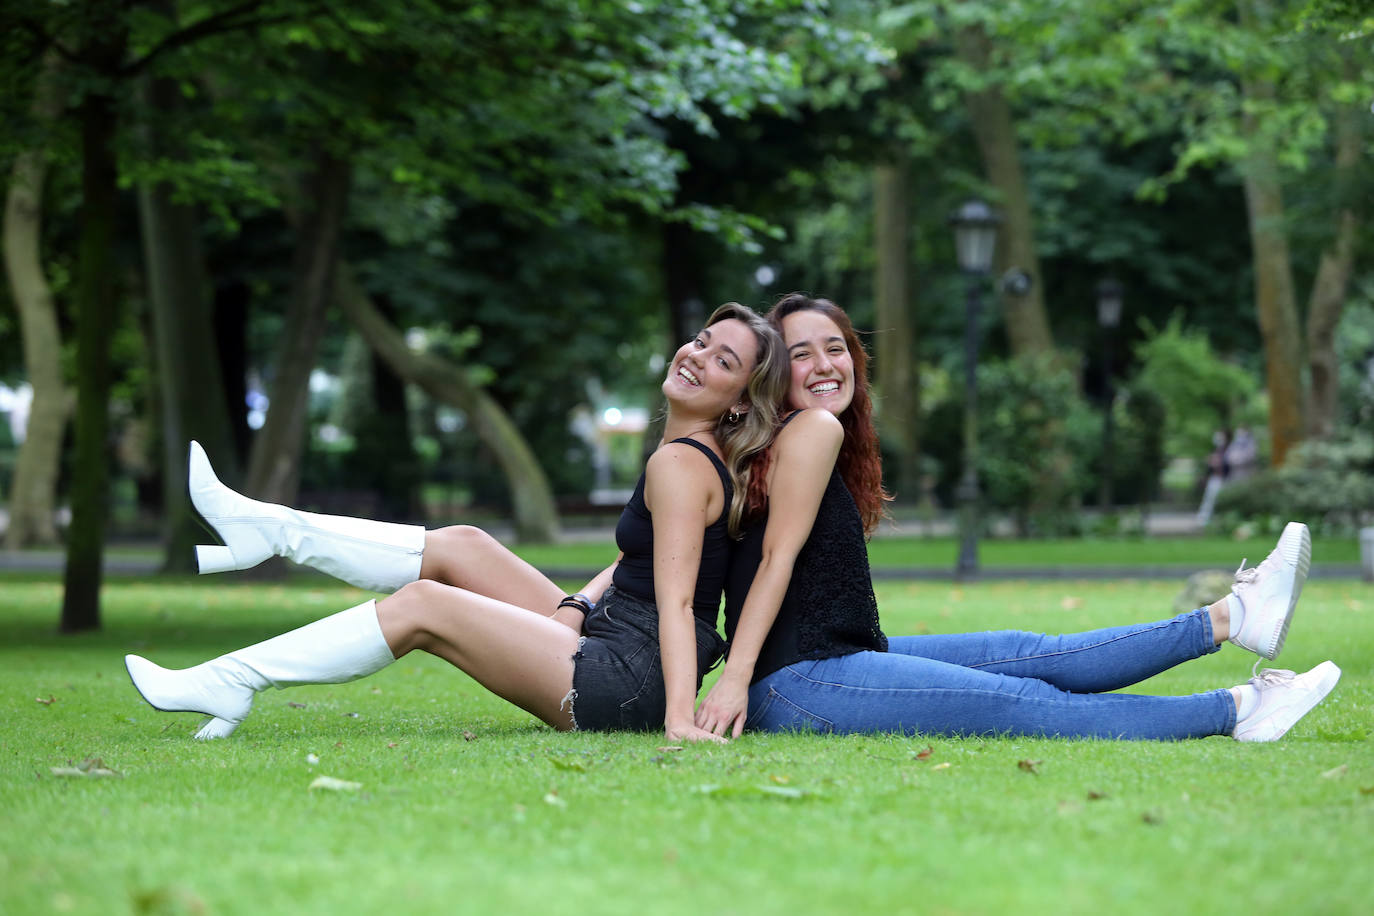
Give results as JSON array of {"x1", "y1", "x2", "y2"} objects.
[{"x1": 568, "y1": 586, "x2": 725, "y2": 732}]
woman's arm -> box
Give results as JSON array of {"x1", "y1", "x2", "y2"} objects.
[
  {"x1": 579, "y1": 556, "x2": 621, "y2": 606},
  {"x1": 695, "y1": 410, "x2": 843, "y2": 738},
  {"x1": 644, "y1": 442, "x2": 726, "y2": 743},
  {"x1": 552, "y1": 555, "x2": 623, "y2": 630}
]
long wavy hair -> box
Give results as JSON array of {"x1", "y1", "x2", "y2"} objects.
[
  {"x1": 745, "y1": 293, "x2": 891, "y2": 535},
  {"x1": 704, "y1": 302, "x2": 789, "y2": 539}
]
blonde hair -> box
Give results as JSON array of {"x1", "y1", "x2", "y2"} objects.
[{"x1": 705, "y1": 302, "x2": 788, "y2": 538}]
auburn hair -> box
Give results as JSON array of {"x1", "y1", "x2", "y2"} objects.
[{"x1": 743, "y1": 293, "x2": 891, "y2": 535}]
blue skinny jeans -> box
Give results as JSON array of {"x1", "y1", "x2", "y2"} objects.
[{"x1": 745, "y1": 608, "x2": 1237, "y2": 740}]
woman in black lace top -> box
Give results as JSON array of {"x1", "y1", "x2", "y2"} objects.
[{"x1": 693, "y1": 294, "x2": 1338, "y2": 743}]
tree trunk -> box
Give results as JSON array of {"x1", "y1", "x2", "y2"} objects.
[
  {"x1": 213, "y1": 279, "x2": 252, "y2": 467},
  {"x1": 662, "y1": 220, "x2": 708, "y2": 351},
  {"x1": 335, "y1": 264, "x2": 562, "y2": 542},
  {"x1": 1305, "y1": 59, "x2": 1363, "y2": 439},
  {"x1": 3, "y1": 55, "x2": 70, "y2": 549},
  {"x1": 1237, "y1": 0, "x2": 1304, "y2": 467},
  {"x1": 136, "y1": 73, "x2": 239, "y2": 572},
  {"x1": 872, "y1": 161, "x2": 920, "y2": 499},
  {"x1": 246, "y1": 152, "x2": 351, "y2": 503},
  {"x1": 955, "y1": 23, "x2": 1054, "y2": 356},
  {"x1": 61, "y1": 72, "x2": 124, "y2": 633}
]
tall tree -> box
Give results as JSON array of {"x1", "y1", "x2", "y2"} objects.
[
  {"x1": 61, "y1": 0, "x2": 129, "y2": 633},
  {"x1": 246, "y1": 152, "x2": 351, "y2": 502},
  {"x1": 953, "y1": 21, "x2": 1054, "y2": 356},
  {"x1": 3, "y1": 55, "x2": 69, "y2": 549},
  {"x1": 872, "y1": 159, "x2": 920, "y2": 496},
  {"x1": 335, "y1": 263, "x2": 562, "y2": 542},
  {"x1": 1304, "y1": 47, "x2": 1364, "y2": 439},
  {"x1": 135, "y1": 71, "x2": 239, "y2": 572}
]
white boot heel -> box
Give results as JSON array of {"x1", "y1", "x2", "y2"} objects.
[{"x1": 196, "y1": 544, "x2": 244, "y2": 575}]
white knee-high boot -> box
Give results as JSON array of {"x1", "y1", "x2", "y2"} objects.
[
  {"x1": 189, "y1": 441, "x2": 425, "y2": 592},
  {"x1": 125, "y1": 599, "x2": 396, "y2": 739}
]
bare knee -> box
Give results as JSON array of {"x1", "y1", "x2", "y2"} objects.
[
  {"x1": 377, "y1": 579, "x2": 455, "y2": 655},
  {"x1": 422, "y1": 525, "x2": 496, "y2": 585}
]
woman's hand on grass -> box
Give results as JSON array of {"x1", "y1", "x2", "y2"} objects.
[
  {"x1": 695, "y1": 670, "x2": 749, "y2": 739},
  {"x1": 664, "y1": 717, "x2": 727, "y2": 744}
]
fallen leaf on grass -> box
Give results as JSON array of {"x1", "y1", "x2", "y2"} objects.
[
  {"x1": 309, "y1": 776, "x2": 362, "y2": 792},
  {"x1": 341, "y1": 712, "x2": 360, "y2": 718},
  {"x1": 287, "y1": 702, "x2": 307, "y2": 709},
  {"x1": 1360, "y1": 786, "x2": 1374, "y2": 795},
  {"x1": 1320, "y1": 764, "x2": 1348, "y2": 780},
  {"x1": 1060, "y1": 596, "x2": 1083, "y2": 610},
  {"x1": 1018, "y1": 759, "x2": 1043, "y2": 775},
  {"x1": 305, "y1": 753, "x2": 320, "y2": 765},
  {"x1": 769, "y1": 774, "x2": 791, "y2": 785},
  {"x1": 1141, "y1": 811, "x2": 1162, "y2": 825},
  {"x1": 656, "y1": 746, "x2": 684, "y2": 753},
  {"x1": 50, "y1": 758, "x2": 122, "y2": 779},
  {"x1": 547, "y1": 755, "x2": 588, "y2": 772},
  {"x1": 35, "y1": 695, "x2": 57, "y2": 706},
  {"x1": 462, "y1": 731, "x2": 477, "y2": 741},
  {"x1": 694, "y1": 784, "x2": 814, "y2": 800},
  {"x1": 914, "y1": 746, "x2": 933, "y2": 761},
  {"x1": 931, "y1": 762, "x2": 951, "y2": 771},
  {"x1": 543, "y1": 791, "x2": 566, "y2": 807},
  {"x1": 1087, "y1": 790, "x2": 1108, "y2": 801}
]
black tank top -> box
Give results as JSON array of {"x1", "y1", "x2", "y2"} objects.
[
  {"x1": 723, "y1": 445, "x2": 886, "y2": 682},
  {"x1": 612, "y1": 437, "x2": 733, "y2": 625}
]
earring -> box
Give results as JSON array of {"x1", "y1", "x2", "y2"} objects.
[{"x1": 728, "y1": 409, "x2": 741, "y2": 424}]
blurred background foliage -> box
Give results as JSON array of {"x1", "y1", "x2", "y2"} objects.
[{"x1": 0, "y1": 0, "x2": 1371, "y2": 627}]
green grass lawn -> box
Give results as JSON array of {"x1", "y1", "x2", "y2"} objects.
[
  {"x1": 2, "y1": 574, "x2": 1371, "y2": 915},
  {"x1": 512, "y1": 533, "x2": 1365, "y2": 572}
]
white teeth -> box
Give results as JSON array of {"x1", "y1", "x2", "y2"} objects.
[
  {"x1": 678, "y1": 366, "x2": 701, "y2": 386},
  {"x1": 810, "y1": 380, "x2": 839, "y2": 394}
]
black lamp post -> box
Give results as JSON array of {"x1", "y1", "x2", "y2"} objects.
[
  {"x1": 1096, "y1": 277, "x2": 1124, "y2": 510},
  {"x1": 950, "y1": 200, "x2": 1001, "y2": 579}
]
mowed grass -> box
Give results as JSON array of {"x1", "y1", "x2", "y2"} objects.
[
  {"x1": 2, "y1": 573, "x2": 1371, "y2": 915},
  {"x1": 513, "y1": 532, "x2": 1365, "y2": 573}
]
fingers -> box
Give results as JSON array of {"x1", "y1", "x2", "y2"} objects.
[{"x1": 731, "y1": 712, "x2": 745, "y2": 739}]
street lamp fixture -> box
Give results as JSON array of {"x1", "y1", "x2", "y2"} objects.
[
  {"x1": 949, "y1": 199, "x2": 1002, "y2": 579},
  {"x1": 1096, "y1": 277, "x2": 1124, "y2": 509},
  {"x1": 951, "y1": 199, "x2": 1001, "y2": 274}
]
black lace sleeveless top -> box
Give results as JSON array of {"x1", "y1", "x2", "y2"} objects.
[
  {"x1": 612, "y1": 437, "x2": 733, "y2": 625},
  {"x1": 723, "y1": 464, "x2": 887, "y2": 682}
]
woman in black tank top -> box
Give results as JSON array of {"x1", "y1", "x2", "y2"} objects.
[
  {"x1": 125, "y1": 305, "x2": 788, "y2": 743},
  {"x1": 693, "y1": 295, "x2": 1338, "y2": 744}
]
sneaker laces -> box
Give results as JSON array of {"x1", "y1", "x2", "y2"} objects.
[
  {"x1": 1250, "y1": 666, "x2": 1295, "y2": 687},
  {"x1": 1233, "y1": 557, "x2": 1261, "y2": 586}
]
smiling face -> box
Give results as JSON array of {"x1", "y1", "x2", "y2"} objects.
[
  {"x1": 662, "y1": 317, "x2": 757, "y2": 419},
  {"x1": 781, "y1": 309, "x2": 854, "y2": 416}
]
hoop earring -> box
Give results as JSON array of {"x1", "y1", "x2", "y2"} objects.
[{"x1": 727, "y1": 409, "x2": 741, "y2": 424}]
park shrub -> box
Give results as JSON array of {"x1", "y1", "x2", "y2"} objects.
[
  {"x1": 1213, "y1": 428, "x2": 1374, "y2": 536},
  {"x1": 925, "y1": 352, "x2": 1098, "y2": 536},
  {"x1": 1131, "y1": 312, "x2": 1265, "y2": 462}
]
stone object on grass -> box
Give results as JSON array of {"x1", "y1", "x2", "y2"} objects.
[{"x1": 1174, "y1": 569, "x2": 1234, "y2": 615}]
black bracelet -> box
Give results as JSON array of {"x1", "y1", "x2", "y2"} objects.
[{"x1": 558, "y1": 593, "x2": 593, "y2": 614}]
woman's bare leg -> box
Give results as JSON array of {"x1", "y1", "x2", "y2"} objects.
[
  {"x1": 420, "y1": 525, "x2": 583, "y2": 630},
  {"x1": 377, "y1": 579, "x2": 581, "y2": 730}
]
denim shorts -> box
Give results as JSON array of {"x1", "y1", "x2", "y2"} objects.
[{"x1": 569, "y1": 586, "x2": 725, "y2": 732}]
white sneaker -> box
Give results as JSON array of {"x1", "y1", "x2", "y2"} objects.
[
  {"x1": 1233, "y1": 661, "x2": 1341, "y2": 742},
  {"x1": 1228, "y1": 521, "x2": 1311, "y2": 660}
]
